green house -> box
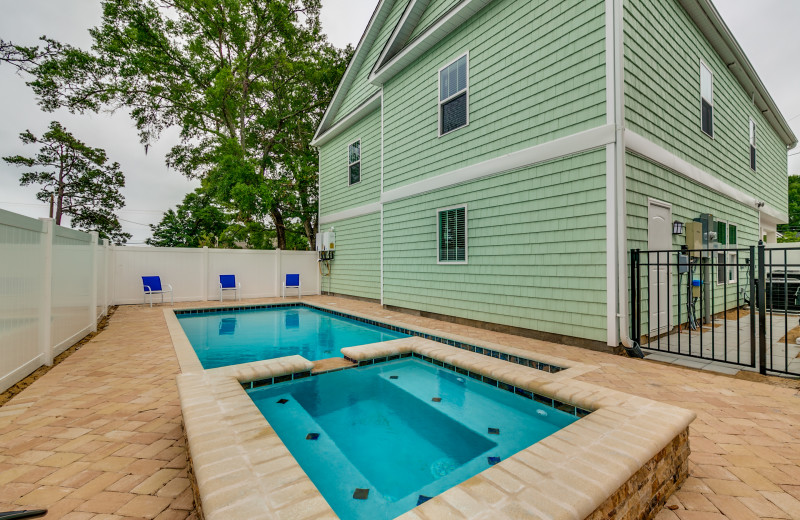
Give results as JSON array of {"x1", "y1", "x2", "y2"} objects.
[{"x1": 311, "y1": 0, "x2": 796, "y2": 351}]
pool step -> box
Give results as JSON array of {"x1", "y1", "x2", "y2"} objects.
[{"x1": 312, "y1": 357, "x2": 357, "y2": 374}]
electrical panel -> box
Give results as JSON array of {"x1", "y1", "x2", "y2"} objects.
[
  {"x1": 685, "y1": 221, "x2": 703, "y2": 251},
  {"x1": 678, "y1": 254, "x2": 689, "y2": 274}
]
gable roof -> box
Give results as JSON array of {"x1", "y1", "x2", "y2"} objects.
[{"x1": 311, "y1": 0, "x2": 400, "y2": 145}]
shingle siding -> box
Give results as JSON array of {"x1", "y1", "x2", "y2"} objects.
[
  {"x1": 383, "y1": 150, "x2": 608, "y2": 342},
  {"x1": 623, "y1": 0, "x2": 787, "y2": 214},
  {"x1": 322, "y1": 213, "x2": 381, "y2": 300},
  {"x1": 382, "y1": 0, "x2": 607, "y2": 191}
]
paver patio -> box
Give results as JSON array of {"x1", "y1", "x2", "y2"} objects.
[{"x1": 1, "y1": 295, "x2": 799, "y2": 519}]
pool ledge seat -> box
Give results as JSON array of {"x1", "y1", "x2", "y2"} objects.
[{"x1": 205, "y1": 355, "x2": 313, "y2": 384}]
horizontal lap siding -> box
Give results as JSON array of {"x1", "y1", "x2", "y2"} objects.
[
  {"x1": 408, "y1": 0, "x2": 462, "y2": 41},
  {"x1": 324, "y1": 213, "x2": 381, "y2": 300},
  {"x1": 319, "y1": 110, "x2": 381, "y2": 215},
  {"x1": 626, "y1": 153, "x2": 759, "y2": 325},
  {"x1": 383, "y1": 0, "x2": 606, "y2": 191},
  {"x1": 624, "y1": 0, "x2": 787, "y2": 213},
  {"x1": 334, "y1": 0, "x2": 409, "y2": 121},
  {"x1": 383, "y1": 150, "x2": 607, "y2": 342}
]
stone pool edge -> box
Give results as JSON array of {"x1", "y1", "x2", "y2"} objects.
[{"x1": 176, "y1": 337, "x2": 695, "y2": 520}]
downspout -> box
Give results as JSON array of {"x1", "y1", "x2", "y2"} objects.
[{"x1": 611, "y1": 0, "x2": 641, "y2": 355}]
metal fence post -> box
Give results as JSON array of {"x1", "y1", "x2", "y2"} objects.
[
  {"x1": 630, "y1": 249, "x2": 640, "y2": 344},
  {"x1": 749, "y1": 245, "x2": 756, "y2": 368},
  {"x1": 757, "y1": 241, "x2": 767, "y2": 375}
]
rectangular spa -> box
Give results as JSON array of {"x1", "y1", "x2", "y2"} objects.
[
  {"x1": 176, "y1": 306, "x2": 409, "y2": 368},
  {"x1": 247, "y1": 357, "x2": 579, "y2": 520}
]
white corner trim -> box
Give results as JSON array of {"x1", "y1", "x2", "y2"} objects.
[
  {"x1": 625, "y1": 131, "x2": 788, "y2": 223},
  {"x1": 369, "y1": 0, "x2": 493, "y2": 86},
  {"x1": 382, "y1": 124, "x2": 615, "y2": 205},
  {"x1": 604, "y1": 0, "x2": 618, "y2": 348},
  {"x1": 312, "y1": 93, "x2": 382, "y2": 147},
  {"x1": 319, "y1": 202, "x2": 382, "y2": 225}
]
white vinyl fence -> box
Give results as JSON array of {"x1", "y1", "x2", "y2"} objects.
[{"x1": 0, "y1": 208, "x2": 320, "y2": 393}]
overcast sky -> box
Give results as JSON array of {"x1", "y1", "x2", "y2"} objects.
[{"x1": 1, "y1": 1, "x2": 799, "y2": 244}]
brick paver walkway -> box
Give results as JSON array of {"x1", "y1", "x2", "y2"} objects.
[{"x1": 1, "y1": 296, "x2": 799, "y2": 519}]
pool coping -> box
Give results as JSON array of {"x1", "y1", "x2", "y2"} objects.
[
  {"x1": 171, "y1": 307, "x2": 696, "y2": 520},
  {"x1": 163, "y1": 301, "x2": 598, "y2": 380}
]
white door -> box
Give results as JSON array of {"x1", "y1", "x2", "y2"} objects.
[{"x1": 648, "y1": 200, "x2": 672, "y2": 335}]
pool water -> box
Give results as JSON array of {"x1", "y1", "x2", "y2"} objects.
[
  {"x1": 177, "y1": 306, "x2": 409, "y2": 369},
  {"x1": 248, "y1": 358, "x2": 579, "y2": 520}
]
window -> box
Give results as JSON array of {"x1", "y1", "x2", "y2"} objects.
[
  {"x1": 438, "y1": 206, "x2": 467, "y2": 263},
  {"x1": 348, "y1": 140, "x2": 360, "y2": 185},
  {"x1": 439, "y1": 54, "x2": 468, "y2": 136},
  {"x1": 700, "y1": 62, "x2": 713, "y2": 137},
  {"x1": 749, "y1": 119, "x2": 757, "y2": 171}
]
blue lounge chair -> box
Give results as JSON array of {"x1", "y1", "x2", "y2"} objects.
[
  {"x1": 142, "y1": 276, "x2": 173, "y2": 308},
  {"x1": 283, "y1": 273, "x2": 301, "y2": 298},
  {"x1": 218, "y1": 274, "x2": 241, "y2": 301}
]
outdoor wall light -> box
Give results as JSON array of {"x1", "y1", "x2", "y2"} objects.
[{"x1": 672, "y1": 220, "x2": 685, "y2": 235}]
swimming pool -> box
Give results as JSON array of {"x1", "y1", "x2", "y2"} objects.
[
  {"x1": 176, "y1": 306, "x2": 409, "y2": 369},
  {"x1": 248, "y1": 357, "x2": 578, "y2": 520}
]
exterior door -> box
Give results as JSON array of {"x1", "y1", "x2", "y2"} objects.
[{"x1": 648, "y1": 200, "x2": 672, "y2": 335}]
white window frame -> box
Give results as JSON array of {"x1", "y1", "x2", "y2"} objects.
[
  {"x1": 437, "y1": 52, "x2": 470, "y2": 138},
  {"x1": 749, "y1": 118, "x2": 757, "y2": 171},
  {"x1": 700, "y1": 60, "x2": 714, "y2": 139},
  {"x1": 348, "y1": 139, "x2": 361, "y2": 186},
  {"x1": 436, "y1": 204, "x2": 468, "y2": 264}
]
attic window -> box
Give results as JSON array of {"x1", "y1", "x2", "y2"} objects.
[
  {"x1": 749, "y1": 119, "x2": 757, "y2": 171},
  {"x1": 439, "y1": 54, "x2": 468, "y2": 136},
  {"x1": 438, "y1": 206, "x2": 467, "y2": 263},
  {"x1": 348, "y1": 140, "x2": 361, "y2": 185},
  {"x1": 700, "y1": 62, "x2": 713, "y2": 137}
]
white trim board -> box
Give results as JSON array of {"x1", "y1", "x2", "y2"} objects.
[
  {"x1": 382, "y1": 124, "x2": 615, "y2": 204},
  {"x1": 312, "y1": 93, "x2": 381, "y2": 147},
  {"x1": 625, "y1": 131, "x2": 787, "y2": 223},
  {"x1": 370, "y1": 0, "x2": 493, "y2": 86},
  {"x1": 374, "y1": 0, "x2": 432, "y2": 71},
  {"x1": 319, "y1": 202, "x2": 382, "y2": 225}
]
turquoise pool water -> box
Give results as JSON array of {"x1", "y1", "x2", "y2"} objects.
[
  {"x1": 248, "y1": 358, "x2": 579, "y2": 520},
  {"x1": 176, "y1": 306, "x2": 409, "y2": 369}
]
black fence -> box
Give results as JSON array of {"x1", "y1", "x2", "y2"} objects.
[{"x1": 630, "y1": 242, "x2": 800, "y2": 377}]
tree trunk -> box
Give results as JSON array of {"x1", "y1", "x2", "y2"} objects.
[
  {"x1": 55, "y1": 180, "x2": 64, "y2": 225},
  {"x1": 271, "y1": 208, "x2": 286, "y2": 250},
  {"x1": 303, "y1": 217, "x2": 316, "y2": 251}
]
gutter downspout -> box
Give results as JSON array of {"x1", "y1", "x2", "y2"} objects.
[{"x1": 611, "y1": 0, "x2": 641, "y2": 356}]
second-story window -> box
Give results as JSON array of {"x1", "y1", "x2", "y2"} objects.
[
  {"x1": 439, "y1": 54, "x2": 468, "y2": 136},
  {"x1": 749, "y1": 119, "x2": 757, "y2": 171},
  {"x1": 348, "y1": 140, "x2": 361, "y2": 185},
  {"x1": 700, "y1": 62, "x2": 713, "y2": 137}
]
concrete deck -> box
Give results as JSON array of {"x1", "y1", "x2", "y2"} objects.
[{"x1": 1, "y1": 296, "x2": 799, "y2": 519}]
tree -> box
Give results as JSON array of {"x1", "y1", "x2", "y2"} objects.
[
  {"x1": 777, "y1": 175, "x2": 800, "y2": 242},
  {"x1": 18, "y1": 0, "x2": 350, "y2": 249},
  {"x1": 3, "y1": 121, "x2": 131, "y2": 244},
  {"x1": 147, "y1": 188, "x2": 230, "y2": 247}
]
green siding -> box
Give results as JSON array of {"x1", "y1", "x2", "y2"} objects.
[
  {"x1": 626, "y1": 153, "x2": 759, "y2": 330},
  {"x1": 624, "y1": 0, "x2": 788, "y2": 214},
  {"x1": 383, "y1": 0, "x2": 606, "y2": 191},
  {"x1": 323, "y1": 213, "x2": 381, "y2": 300},
  {"x1": 334, "y1": 0, "x2": 409, "y2": 122},
  {"x1": 319, "y1": 109, "x2": 381, "y2": 215},
  {"x1": 383, "y1": 150, "x2": 608, "y2": 342},
  {"x1": 407, "y1": 0, "x2": 461, "y2": 41}
]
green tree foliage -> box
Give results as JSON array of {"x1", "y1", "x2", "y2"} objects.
[
  {"x1": 778, "y1": 176, "x2": 800, "y2": 242},
  {"x1": 147, "y1": 187, "x2": 309, "y2": 249},
  {"x1": 3, "y1": 121, "x2": 131, "y2": 244},
  {"x1": 18, "y1": 0, "x2": 350, "y2": 250}
]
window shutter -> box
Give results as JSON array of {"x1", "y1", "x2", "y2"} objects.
[
  {"x1": 717, "y1": 221, "x2": 726, "y2": 244},
  {"x1": 729, "y1": 225, "x2": 736, "y2": 245}
]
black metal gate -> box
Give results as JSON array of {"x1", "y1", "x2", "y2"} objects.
[{"x1": 630, "y1": 242, "x2": 800, "y2": 377}]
